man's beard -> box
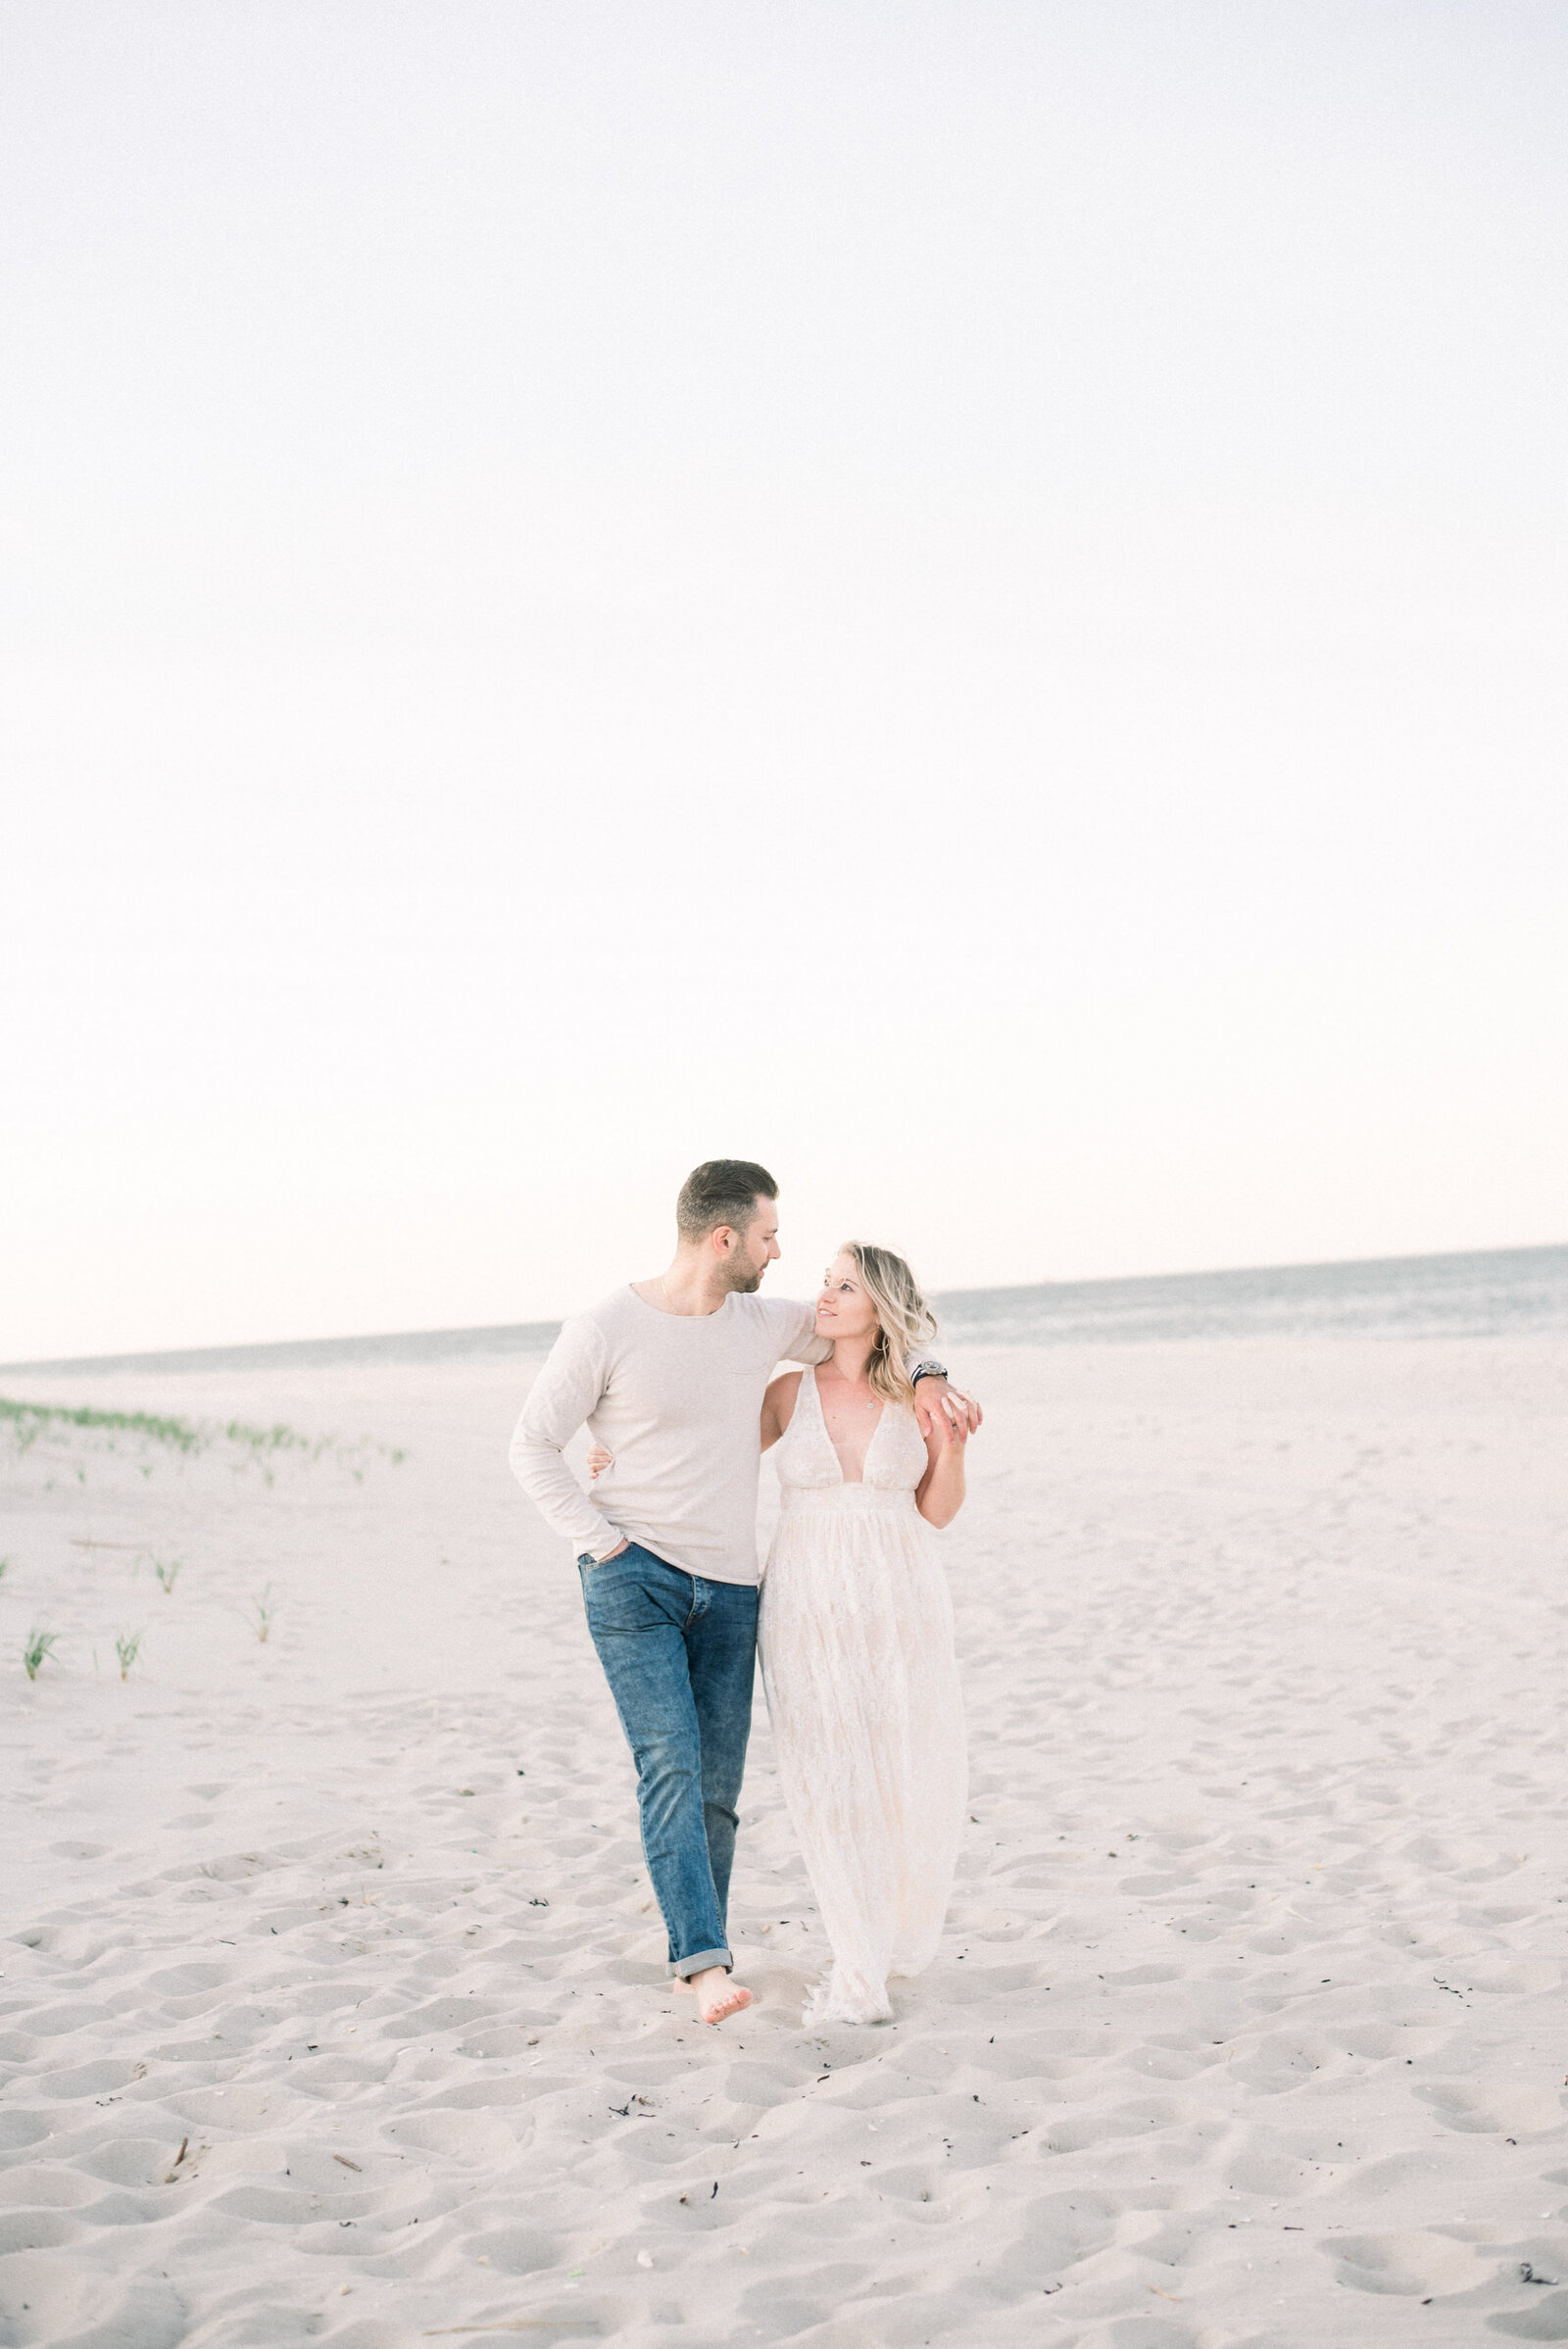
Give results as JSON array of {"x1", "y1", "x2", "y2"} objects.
[{"x1": 721, "y1": 1261, "x2": 764, "y2": 1296}]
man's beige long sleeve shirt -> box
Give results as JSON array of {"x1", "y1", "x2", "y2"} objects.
[{"x1": 509, "y1": 1287, "x2": 831, "y2": 1586}]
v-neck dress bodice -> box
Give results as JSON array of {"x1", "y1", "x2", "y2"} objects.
[
  {"x1": 774, "y1": 1363, "x2": 931, "y2": 1507},
  {"x1": 759, "y1": 1367, "x2": 967, "y2": 2025}
]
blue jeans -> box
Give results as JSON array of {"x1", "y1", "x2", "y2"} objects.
[{"x1": 577, "y1": 1543, "x2": 758, "y2": 1977}]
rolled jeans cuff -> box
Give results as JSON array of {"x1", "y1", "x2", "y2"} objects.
[{"x1": 668, "y1": 1947, "x2": 732, "y2": 1980}]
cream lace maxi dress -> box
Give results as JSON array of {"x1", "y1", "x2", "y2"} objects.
[{"x1": 759, "y1": 1367, "x2": 967, "y2": 2025}]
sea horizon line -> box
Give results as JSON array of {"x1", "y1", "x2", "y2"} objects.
[{"x1": 4, "y1": 1237, "x2": 1565, "y2": 1379}]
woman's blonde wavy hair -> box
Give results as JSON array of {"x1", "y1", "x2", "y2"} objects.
[{"x1": 838, "y1": 1241, "x2": 939, "y2": 1408}]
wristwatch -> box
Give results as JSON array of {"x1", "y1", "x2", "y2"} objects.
[{"x1": 910, "y1": 1362, "x2": 949, "y2": 1385}]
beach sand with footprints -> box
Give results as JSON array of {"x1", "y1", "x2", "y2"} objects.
[{"x1": 2, "y1": 1336, "x2": 1567, "y2": 2346}]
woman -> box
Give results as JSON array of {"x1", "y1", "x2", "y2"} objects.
[
  {"x1": 596, "y1": 1244, "x2": 970, "y2": 2023},
  {"x1": 759, "y1": 1242, "x2": 968, "y2": 2024}
]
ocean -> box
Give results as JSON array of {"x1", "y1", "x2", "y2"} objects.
[{"x1": 4, "y1": 1243, "x2": 1565, "y2": 1380}]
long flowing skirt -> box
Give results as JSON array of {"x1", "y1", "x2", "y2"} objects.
[{"x1": 759, "y1": 1490, "x2": 967, "y2": 2025}]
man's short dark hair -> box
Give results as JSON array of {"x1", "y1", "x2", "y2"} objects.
[{"x1": 675, "y1": 1159, "x2": 778, "y2": 1243}]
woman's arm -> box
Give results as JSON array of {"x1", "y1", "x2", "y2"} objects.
[
  {"x1": 915, "y1": 1404, "x2": 967, "y2": 1527},
  {"x1": 761, "y1": 1371, "x2": 803, "y2": 1452}
]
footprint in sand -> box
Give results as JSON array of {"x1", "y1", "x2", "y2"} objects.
[
  {"x1": 1419, "y1": 2080, "x2": 1566, "y2": 2136},
  {"x1": 1327, "y1": 2228, "x2": 1487, "y2": 2297},
  {"x1": 1490, "y1": 2291, "x2": 1568, "y2": 2340}
]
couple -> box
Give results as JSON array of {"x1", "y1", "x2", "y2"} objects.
[{"x1": 510, "y1": 1159, "x2": 977, "y2": 2028}]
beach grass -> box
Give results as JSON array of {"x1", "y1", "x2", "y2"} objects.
[
  {"x1": 1, "y1": 1396, "x2": 406, "y2": 1483},
  {"x1": 23, "y1": 1628, "x2": 60, "y2": 1682},
  {"x1": 146, "y1": 1553, "x2": 184, "y2": 1593},
  {"x1": 2, "y1": 1397, "x2": 204, "y2": 1452},
  {"x1": 248, "y1": 1585, "x2": 278, "y2": 1643},
  {"x1": 114, "y1": 1629, "x2": 145, "y2": 1681}
]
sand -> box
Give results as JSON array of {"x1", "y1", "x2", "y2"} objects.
[{"x1": 2, "y1": 1335, "x2": 1566, "y2": 2348}]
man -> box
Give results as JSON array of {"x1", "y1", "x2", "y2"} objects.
[{"x1": 510, "y1": 1158, "x2": 977, "y2": 2025}]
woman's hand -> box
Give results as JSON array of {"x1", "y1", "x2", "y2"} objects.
[
  {"x1": 586, "y1": 1444, "x2": 613, "y2": 1481},
  {"x1": 912, "y1": 1376, "x2": 982, "y2": 1439}
]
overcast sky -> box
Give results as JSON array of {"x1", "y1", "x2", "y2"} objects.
[{"x1": 4, "y1": 1, "x2": 1565, "y2": 1359}]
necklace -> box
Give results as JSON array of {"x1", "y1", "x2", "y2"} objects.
[
  {"x1": 823, "y1": 1366, "x2": 877, "y2": 1411},
  {"x1": 660, "y1": 1276, "x2": 674, "y2": 1311}
]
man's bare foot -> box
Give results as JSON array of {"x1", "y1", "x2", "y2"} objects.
[{"x1": 683, "y1": 1966, "x2": 753, "y2": 2025}]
